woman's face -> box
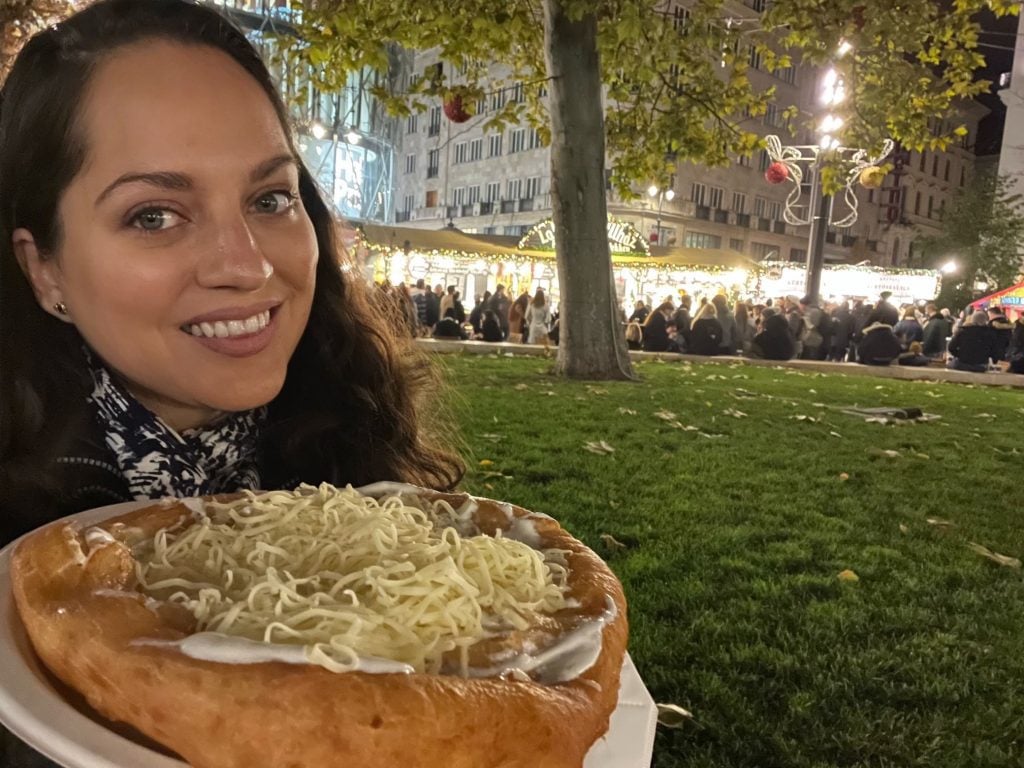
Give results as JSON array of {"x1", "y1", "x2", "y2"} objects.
[{"x1": 23, "y1": 41, "x2": 318, "y2": 431}]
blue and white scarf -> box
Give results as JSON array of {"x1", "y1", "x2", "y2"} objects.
[{"x1": 86, "y1": 357, "x2": 264, "y2": 500}]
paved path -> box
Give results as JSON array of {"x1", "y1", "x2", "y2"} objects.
[{"x1": 415, "y1": 338, "x2": 1024, "y2": 390}]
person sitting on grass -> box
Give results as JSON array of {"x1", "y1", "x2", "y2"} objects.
[
  {"x1": 897, "y1": 341, "x2": 931, "y2": 367},
  {"x1": 750, "y1": 307, "x2": 796, "y2": 361},
  {"x1": 856, "y1": 321, "x2": 901, "y2": 366},
  {"x1": 947, "y1": 310, "x2": 994, "y2": 373},
  {"x1": 432, "y1": 308, "x2": 468, "y2": 341},
  {"x1": 688, "y1": 302, "x2": 723, "y2": 356}
]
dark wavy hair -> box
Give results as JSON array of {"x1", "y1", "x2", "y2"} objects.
[{"x1": 0, "y1": 0, "x2": 463, "y2": 511}]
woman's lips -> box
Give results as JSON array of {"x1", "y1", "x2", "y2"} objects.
[{"x1": 181, "y1": 308, "x2": 278, "y2": 358}]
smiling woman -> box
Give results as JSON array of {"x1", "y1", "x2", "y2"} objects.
[{"x1": 0, "y1": 0, "x2": 463, "y2": 543}]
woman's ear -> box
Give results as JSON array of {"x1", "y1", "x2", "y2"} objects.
[{"x1": 12, "y1": 228, "x2": 73, "y2": 323}]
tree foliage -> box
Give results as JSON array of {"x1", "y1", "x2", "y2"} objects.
[{"x1": 920, "y1": 169, "x2": 1024, "y2": 310}]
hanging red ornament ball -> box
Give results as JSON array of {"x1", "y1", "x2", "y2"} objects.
[
  {"x1": 859, "y1": 166, "x2": 886, "y2": 189},
  {"x1": 764, "y1": 161, "x2": 789, "y2": 185},
  {"x1": 443, "y1": 94, "x2": 471, "y2": 123}
]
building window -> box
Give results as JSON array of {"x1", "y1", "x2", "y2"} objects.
[
  {"x1": 944, "y1": 159, "x2": 951, "y2": 182},
  {"x1": 406, "y1": 114, "x2": 418, "y2": 134},
  {"x1": 485, "y1": 181, "x2": 501, "y2": 202},
  {"x1": 767, "y1": 201, "x2": 781, "y2": 220},
  {"x1": 525, "y1": 176, "x2": 543, "y2": 198},
  {"x1": 927, "y1": 196, "x2": 934, "y2": 218},
  {"x1": 454, "y1": 141, "x2": 468, "y2": 164},
  {"x1": 932, "y1": 156, "x2": 939, "y2": 177},
  {"x1": 510, "y1": 81, "x2": 525, "y2": 103},
  {"x1": 476, "y1": 97, "x2": 487, "y2": 115},
  {"x1": 764, "y1": 104, "x2": 780, "y2": 128},
  {"x1": 732, "y1": 192, "x2": 746, "y2": 212},
  {"x1": 708, "y1": 186, "x2": 724, "y2": 209},
  {"x1": 673, "y1": 6, "x2": 689, "y2": 31},
  {"x1": 750, "y1": 242, "x2": 777, "y2": 259},
  {"x1": 467, "y1": 185, "x2": 481, "y2": 204},
  {"x1": 427, "y1": 149, "x2": 439, "y2": 178},
  {"x1": 690, "y1": 182, "x2": 707, "y2": 205},
  {"x1": 960, "y1": 167, "x2": 966, "y2": 187},
  {"x1": 488, "y1": 133, "x2": 503, "y2": 157},
  {"x1": 452, "y1": 187, "x2": 466, "y2": 206},
  {"x1": 684, "y1": 231, "x2": 721, "y2": 249},
  {"x1": 509, "y1": 128, "x2": 527, "y2": 153},
  {"x1": 490, "y1": 89, "x2": 506, "y2": 112},
  {"x1": 403, "y1": 194, "x2": 414, "y2": 213},
  {"x1": 729, "y1": 238, "x2": 744, "y2": 252},
  {"x1": 737, "y1": 153, "x2": 752, "y2": 168},
  {"x1": 914, "y1": 191, "x2": 921, "y2": 215},
  {"x1": 758, "y1": 150, "x2": 771, "y2": 172},
  {"x1": 529, "y1": 128, "x2": 543, "y2": 149},
  {"x1": 507, "y1": 178, "x2": 522, "y2": 200},
  {"x1": 470, "y1": 138, "x2": 483, "y2": 161},
  {"x1": 777, "y1": 66, "x2": 797, "y2": 85},
  {"x1": 754, "y1": 196, "x2": 767, "y2": 217},
  {"x1": 918, "y1": 151, "x2": 926, "y2": 172},
  {"x1": 428, "y1": 106, "x2": 441, "y2": 137},
  {"x1": 404, "y1": 154, "x2": 416, "y2": 174},
  {"x1": 748, "y1": 46, "x2": 762, "y2": 70}
]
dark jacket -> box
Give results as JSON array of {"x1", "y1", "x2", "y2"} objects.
[
  {"x1": 989, "y1": 313, "x2": 1013, "y2": 362},
  {"x1": 751, "y1": 314, "x2": 796, "y2": 360},
  {"x1": 921, "y1": 314, "x2": 952, "y2": 357},
  {"x1": 867, "y1": 300, "x2": 899, "y2": 326},
  {"x1": 641, "y1": 311, "x2": 671, "y2": 352},
  {"x1": 830, "y1": 308, "x2": 854, "y2": 352},
  {"x1": 481, "y1": 314, "x2": 504, "y2": 342},
  {"x1": 947, "y1": 324, "x2": 994, "y2": 367},
  {"x1": 893, "y1": 318, "x2": 923, "y2": 349},
  {"x1": 628, "y1": 306, "x2": 650, "y2": 324},
  {"x1": 689, "y1": 318, "x2": 723, "y2": 356},
  {"x1": 857, "y1": 323, "x2": 901, "y2": 366},
  {"x1": 432, "y1": 317, "x2": 468, "y2": 340},
  {"x1": 425, "y1": 291, "x2": 441, "y2": 327},
  {"x1": 897, "y1": 352, "x2": 931, "y2": 367},
  {"x1": 1008, "y1": 319, "x2": 1024, "y2": 373},
  {"x1": 468, "y1": 302, "x2": 485, "y2": 334},
  {"x1": 487, "y1": 294, "x2": 511, "y2": 332},
  {"x1": 671, "y1": 308, "x2": 692, "y2": 349}
]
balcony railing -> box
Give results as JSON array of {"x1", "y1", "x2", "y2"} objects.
[
  {"x1": 426, "y1": 166, "x2": 439, "y2": 179},
  {"x1": 713, "y1": 208, "x2": 729, "y2": 224},
  {"x1": 500, "y1": 200, "x2": 516, "y2": 213},
  {"x1": 735, "y1": 213, "x2": 751, "y2": 228},
  {"x1": 395, "y1": 211, "x2": 411, "y2": 223},
  {"x1": 695, "y1": 205, "x2": 711, "y2": 220},
  {"x1": 772, "y1": 220, "x2": 786, "y2": 235}
]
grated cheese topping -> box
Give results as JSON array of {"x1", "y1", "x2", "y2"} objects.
[{"x1": 133, "y1": 484, "x2": 569, "y2": 675}]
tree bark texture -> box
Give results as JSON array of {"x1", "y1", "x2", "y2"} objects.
[{"x1": 543, "y1": 0, "x2": 633, "y2": 380}]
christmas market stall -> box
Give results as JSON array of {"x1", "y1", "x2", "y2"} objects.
[
  {"x1": 752, "y1": 261, "x2": 941, "y2": 305},
  {"x1": 971, "y1": 281, "x2": 1024, "y2": 319}
]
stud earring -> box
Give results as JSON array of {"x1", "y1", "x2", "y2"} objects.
[{"x1": 53, "y1": 301, "x2": 68, "y2": 316}]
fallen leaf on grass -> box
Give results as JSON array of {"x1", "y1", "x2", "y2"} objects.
[
  {"x1": 899, "y1": 524, "x2": 909, "y2": 534},
  {"x1": 722, "y1": 408, "x2": 747, "y2": 418},
  {"x1": 829, "y1": 431, "x2": 843, "y2": 439},
  {"x1": 618, "y1": 407, "x2": 637, "y2": 416},
  {"x1": 975, "y1": 413, "x2": 997, "y2": 419},
  {"x1": 654, "y1": 410, "x2": 678, "y2": 421},
  {"x1": 479, "y1": 459, "x2": 494, "y2": 467},
  {"x1": 599, "y1": 534, "x2": 629, "y2": 554},
  {"x1": 583, "y1": 440, "x2": 615, "y2": 455},
  {"x1": 698, "y1": 432, "x2": 726, "y2": 439},
  {"x1": 967, "y1": 543, "x2": 1022, "y2": 569},
  {"x1": 837, "y1": 569, "x2": 859, "y2": 582},
  {"x1": 480, "y1": 433, "x2": 504, "y2": 442},
  {"x1": 586, "y1": 386, "x2": 609, "y2": 395},
  {"x1": 867, "y1": 448, "x2": 901, "y2": 458},
  {"x1": 656, "y1": 703, "x2": 696, "y2": 729},
  {"x1": 839, "y1": 472, "x2": 850, "y2": 481},
  {"x1": 790, "y1": 415, "x2": 820, "y2": 423},
  {"x1": 479, "y1": 471, "x2": 513, "y2": 481},
  {"x1": 912, "y1": 452, "x2": 930, "y2": 460},
  {"x1": 513, "y1": 383, "x2": 529, "y2": 391},
  {"x1": 926, "y1": 517, "x2": 955, "y2": 528},
  {"x1": 609, "y1": 500, "x2": 620, "y2": 509}
]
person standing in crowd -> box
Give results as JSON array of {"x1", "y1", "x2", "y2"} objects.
[
  {"x1": 487, "y1": 285, "x2": 511, "y2": 339},
  {"x1": 734, "y1": 302, "x2": 755, "y2": 354},
  {"x1": 798, "y1": 295, "x2": 828, "y2": 360},
  {"x1": 987, "y1": 305, "x2": 1013, "y2": 364},
  {"x1": 424, "y1": 284, "x2": 442, "y2": 330},
  {"x1": 947, "y1": 310, "x2": 995, "y2": 372},
  {"x1": 856, "y1": 320, "x2": 901, "y2": 366},
  {"x1": 480, "y1": 310, "x2": 504, "y2": 342},
  {"x1": 689, "y1": 302, "x2": 724, "y2": 356},
  {"x1": 628, "y1": 300, "x2": 650, "y2": 325},
  {"x1": 785, "y1": 298, "x2": 806, "y2": 359},
  {"x1": 921, "y1": 303, "x2": 952, "y2": 359},
  {"x1": 452, "y1": 291, "x2": 466, "y2": 323},
  {"x1": 1007, "y1": 314, "x2": 1024, "y2": 374},
  {"x1": 439, "y1": 285, "x2": 456, "y2": 319},
  {"x1": 672, "y1": 295, "x2": 693, "y2": 352},
  {"x1": 893, "y1": 308, "x2": 924, "y2": 351},
  {"x1": 524, "y1": 289, "x2": 552, "y2": 344},
  {"x1": 641, "y1": 302, "x2": 674, "y2": 352},
  {"x1": 469, "y1": 290, "x2": 491, "y2": 335},
  {"x1": 508, "y1": 291, "x2": 530, "y2": 342},
  {"x1": 828, "y1": 301, "x2": 853, "y2": 362},
  {"x1": 868, "y1": 290, "x2": 899, "y2": 326},
  {"x1": 750, "y1": 306, "x2": 796, "y2": 360},
  {"x1": 712, "y1": 294, "x2": 736, "y2": 355},
  {"x1": 411, "y1": 278, "x2": 429, "y2": 331}
]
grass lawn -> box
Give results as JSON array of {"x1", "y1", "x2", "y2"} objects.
[{"x1": 438, "y1": 352, "x2": 1024, "y2": 768}]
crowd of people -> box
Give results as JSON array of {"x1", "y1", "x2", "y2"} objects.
[
  {"x1": 373, "y1": 279, "x2": 1023, "y2": 375},
  {"x1": 625, "y1": 290, "x2": 1024, "y2": 374}
]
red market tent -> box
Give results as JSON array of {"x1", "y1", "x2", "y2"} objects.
[{"x1": 971, "y1": 281, "x2": 1024, "y2": 314}]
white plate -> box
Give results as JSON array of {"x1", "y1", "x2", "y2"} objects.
[{"x1": 0, "y1": 503, "x2": 657, "y2": 768}]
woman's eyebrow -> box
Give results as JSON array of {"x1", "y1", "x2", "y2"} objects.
[{"x1": 94, "y1": 154, "x2": 298, "y2": 207}]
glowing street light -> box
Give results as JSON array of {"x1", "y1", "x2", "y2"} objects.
[
  {"x1": 647, "y1": 185, "x2": 675, "y2": 245},
  {"x1": 345, "y1": 129, "x2": 361, "y2": 144},
  {"x1": 941, "y1": 260, "x2": 958, "y2": 274},
  {"x1": 836, "y1": 40, "x2": 853, "y2": 57},
  {"x1": 310, "y1": 121, "x2": 327, "y2": 140}
]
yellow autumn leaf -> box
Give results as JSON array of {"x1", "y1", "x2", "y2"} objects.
[
  {"x1": 838, "y1": 569, "x2": 859, "y2": 582},
  {"x1": 479, "y1": 459, "x2": 494, "y2": 467}
]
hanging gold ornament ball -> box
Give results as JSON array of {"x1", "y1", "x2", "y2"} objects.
[{"x1": 859, "y1": 166, "x2": 886, "y2": 189}]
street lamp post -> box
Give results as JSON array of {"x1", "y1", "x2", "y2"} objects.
[{"x1": 647, "y1": 184, "x2": 675, "y2": 245}]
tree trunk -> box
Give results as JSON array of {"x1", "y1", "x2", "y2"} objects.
[{"x1": 543, "y1": 0, "x2": 633, "y2": 380}]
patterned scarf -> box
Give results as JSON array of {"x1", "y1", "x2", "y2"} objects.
[{"x1": 86, "y1": 356, "x2": 264, "y2": 500}]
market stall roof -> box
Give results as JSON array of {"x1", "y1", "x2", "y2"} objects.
[
  {"x1": 970, "y1": 280, "x2": 1024, "y2": 309},
  {"x1": 360, "y1": 223, "x2": 757, "y2": 269}
]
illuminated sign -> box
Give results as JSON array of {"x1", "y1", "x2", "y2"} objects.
[{"x1": 519, "y1": 217, "x2": 650, "y2": 256}]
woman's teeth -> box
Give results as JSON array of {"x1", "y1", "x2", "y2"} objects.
[{"x1": 185, "y1": 310, "x2": 271, "y2": 338}]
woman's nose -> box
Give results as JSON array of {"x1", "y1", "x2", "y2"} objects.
[{"x1": 196, "y1": 215, "x2": 274, "y2": 290}]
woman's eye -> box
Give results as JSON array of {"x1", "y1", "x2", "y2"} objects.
[
  {"x1": 253, "y1": 191, "x2": 297, "y2": 214},
  {"x1": 129, "y1": 208, "x2": 183, "y2": 232}
]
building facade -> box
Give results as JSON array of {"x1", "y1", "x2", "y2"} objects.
[{"x1": 393, "y1": 0, "x2": 986, "y2": 272}]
